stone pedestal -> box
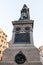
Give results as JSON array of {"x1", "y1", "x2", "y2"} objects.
[{"x1": 0, "y1": 45, "x2": 42, "y2": 65}]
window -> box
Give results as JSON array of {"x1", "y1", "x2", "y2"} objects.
[
  {"x1": 2, "y1": 36, "x2": 4, "y2": 38},
  {"x1": 0, "y1": 51, "x2": 1, "y2": 54},
  {"x1": 0, "y1": 45, "x2": 2, "y2": 47},
  {"x1": 4, "y1": 42, "x2": 5, "y2": 44},
  {"x1": 0, "y1": 32, "x2": 1, "y2": 33},
  {"x1": 5, "y1": 35, "x2": 7, "y2": 37},
  {"x1": 5, "y1": 38, "x2": 6, "y2": 40},
  {"x1": 3, "y1": 46, "x2": 6, "y2": 48},
  {"x1": 0, "y1": 36, "x2": 1, "y2": 38},
  {"x1": 16, "y1": 27, "x2": 20, "y2": 31},
  {"x1": 1, "y1": 40, "x2": 3, "y2": 42},
  {"x1": 3, "y1": 33, "x2": 5, "y2": 35}
]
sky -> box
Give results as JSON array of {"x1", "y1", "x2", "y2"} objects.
[{"x1": 0, "y1": 0, "x2": 43, "y2": 48}]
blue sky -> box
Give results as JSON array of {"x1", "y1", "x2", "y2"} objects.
[{"x1": 0, "y1": 0, "x2": 43, "y2": 48}]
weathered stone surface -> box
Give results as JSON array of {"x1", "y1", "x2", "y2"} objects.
[
  {"x1": 0, "y1": 46, "x2": 42, "y2": 65},
  {"x1": 0, "y1": 61, "x2": 42, "y2": 65}
]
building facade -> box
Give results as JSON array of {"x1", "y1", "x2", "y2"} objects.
[
  {"x1": 39, "y1": 46, "x2": 43, "y2": 64},
  {"x1": 39, "y1": 46, "x2": 43, "y2": 57},
  {"x1": 0, "y1": 28, "x2": 8, "y2": 60}
]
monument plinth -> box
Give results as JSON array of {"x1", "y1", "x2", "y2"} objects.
[{"x1": 0, "y1": 4, "x2": 42, "y2": 65}]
